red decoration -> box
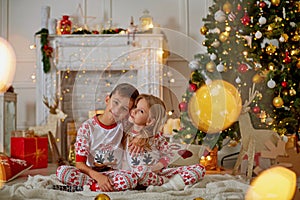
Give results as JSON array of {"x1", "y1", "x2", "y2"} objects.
[
  {"x1": 237, "y1": 3, "x2": 242, "y2": 11},
  {"x1": 179, "y1": 101, "x2": 187, "y2": 112},
  {"x1": 189, "y1": 83, "x2": 198, "y2": 92},
  {"x1": 281, "y1": 81, "x2": 288, "y2": 88},
  {"x1": 43, "y1": 44, "x2": 53, "y2": 57},
  {"x1": 238, "y1": 63, "x2": 248, "y2": 73},
  {"x1": 259, "y1": 1, "x2": 267, "y2": 8},
  {"x1": 11, "y1": 137, "x2": 48, "y2": 169},
  {"x1": 241, "y1": 11, "x2": 250, "y2": 26},
  {"x1": 252, "y1": 106, "x2": 261, "y2": 114},
  {"x1": 283, "y1": 51, "x2": 291, "y2": 64},
  {"x1": 60, "y1": 15, "x2": 72, "y2": 34}
]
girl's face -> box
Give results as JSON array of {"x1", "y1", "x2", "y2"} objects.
[{"x1": 129, "y1": 98, "x2": 150, "y2": 126}]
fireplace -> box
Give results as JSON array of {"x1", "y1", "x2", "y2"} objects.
[{"x1": 35, "y1": 34, "x2": 164, "y2": 158}]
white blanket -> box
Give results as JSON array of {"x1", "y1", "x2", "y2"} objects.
[{"x1": 0, "y1": 174, "x2": 249, "y2": 200}]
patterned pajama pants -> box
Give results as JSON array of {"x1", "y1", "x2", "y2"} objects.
[
  {"x1": 56, "y1": 165, "x2": 138, "y2": 191},
  {"x1": 136, "y1": 163, "x2": 206, "y2": 187}
]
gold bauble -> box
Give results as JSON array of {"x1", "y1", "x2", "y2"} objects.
[
  {"x1": 289, "y1": 88, "x2": 297, "y2": 96},
  {"x1": 223, "y1": 1, "x2": 232, "y2": 14},
  {"x1": 206, "y1": 61, "x2": 216, "y2": 72},
  {"x1": 219, "y1": 32, "x2": 228, "y2": 42},
  {"x1": 200, "y1": 26, "x2": 208, "y2": 35},
  {"x1": 268, "y1": 62, "x2": 275, "y2": 70},
  {"x1": 271, "y1": 0, "x2": 280, "y2": 6},
  {"x1": 266, "y1": 44, "x2": 277, "y2": 55},
  {"x1": 252, "y1": 73, "x2": 264, "y2": 83},
  {"x1": 94, "y1": 194, "x2": 111, "y2": 200},
  {"x1": 188, "y1": 80, "x2": 242, "y2": 133},
  {"x1": 297, "y1": 60, "x2": 300, "y2": 69},
  {"x1": 273, "y1": 96, "x2": 284, "y2": 108}
]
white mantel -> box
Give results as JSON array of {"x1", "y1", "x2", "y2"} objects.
[{"x1": 35, "y1": 34, "x2": 164, "y2": 156}]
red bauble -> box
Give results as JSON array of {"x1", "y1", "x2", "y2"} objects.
[
  {"x1": 189, "y1": 83, "x2": 198, "y2": 92},
  {"x1": 281, "y1": 81, "x2": 288, "y2": 88},
  {"x1": 237, "y1": 3, "x2": 242, "y2": 11},
  {"x1": 238, "y1": 63, "x2": 248, "y2": 73},
  {"x1": 241, "y1": 11, "x2": 250, "y2": 26},
  {"x1": 252, "y1": 106, "x2": 261, "y2": 114},
  {"x1": 179, "y1": 101, "x2": 188, "y2": 112},
  {"x1": 259, "y1": 1, "x2": 266, "y2": 8},
  {"x1": 283, "y1": 52, "x2": 291, "y2": 64}
]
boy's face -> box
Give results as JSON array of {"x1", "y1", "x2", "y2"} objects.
[
  {"x1": 129, "y1": 98, "x2": 150, "y2": 126},
  {"x1": 106, "y1": 91, "x2": 134, "y2": 122}
]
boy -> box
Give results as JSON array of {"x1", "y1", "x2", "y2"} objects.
[{"x1": 56, "y1": 83, "x2": 139, "y2": 192}]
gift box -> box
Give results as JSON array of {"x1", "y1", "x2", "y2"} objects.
[{"x1": 11, "y1": 137, "x2": 48, "y2": 169}]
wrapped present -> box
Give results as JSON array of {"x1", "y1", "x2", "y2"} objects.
[{"x1": 11, "y1": 136, "x2": 48, "y2": 169}]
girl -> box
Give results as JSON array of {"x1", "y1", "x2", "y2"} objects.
[{"x1": 122, "y1": 94, "x2": 206, "y2": 191}]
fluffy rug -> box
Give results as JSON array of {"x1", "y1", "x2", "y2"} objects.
[{"x1": 0, "y1": 174, "x2": 249, "y2": 200}]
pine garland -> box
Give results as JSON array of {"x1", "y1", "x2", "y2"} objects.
[{"x1": 35, "y1": 28, "x2": 53, "y2": 73}]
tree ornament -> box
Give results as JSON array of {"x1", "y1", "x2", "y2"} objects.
[
  {"x1": 210, "y1": 53, "x2": 217, "y2": 61},
  {"x1": 189, "y1": 83, "x2": 198, "y2": 92},
  {"x1": 281, "y1": 80, "x2": 287, "y2": 88},
  {"x1": 258, "y1": 16, "x2": 267, "y2": 26},
  {"x1": 296, "y1": 60, "x2": 300, "y2": 69},
  {"x1": 223, "y1": 1, "x2": 232, "y2": 14},
  {"x1": 266, "y1": 44, "x2": 276, "y2": 55},
  {"x1": 214, "y1": 10, "x2": 226, "y2": 22},
  {"x1": 255, "y1": 31, "x2": 263, "y2": 39},
  {"x1": 279, "y1": 35, "x2": 285, "y2": 42},
  {"x1": 200, "y1": 26, "x2": 208, "y2": 35},
  {"x1": 219, "y1": 32, "x2": 229, "y2": 42},
  {"x1": 273, "y1": 96, "x2": 284, "y2": 108},
  {"x1": 211, "y1": 40, "x2": 220, "y2": 48},
  {"x1": 259, "y1": 1, "x2": 267, "y2": 8},
  {"x1": 216, "y1": 63, "x2": 225, "y2": 72},
  {"x1": 179, "y1": 101, "x2": 187, "y2": 112},
  {"x1": 95, "y1": 194, "x2": 111, "y2": 200},
  {"x1": 237, "y1": 3, "x2": 242, "y2": 11},
  {"x1": 289, "y1": 87, "x2": 296, "y2": 96},
  {"x1": 228, "y1": 12, "x2": 236, "y2": 21},
  {"x1": 268, "y1": 62, "x2": 275, "y2": 70},
  {"x1": 267, "y1": 79, "x2": 276, "y2": 88},
  {"x1": 242, "y1": 35, "x2": 253, "y2": 48},
  {"x1": 252, "y1": 73, "x2": 264, "y2": 83},
  {"x1": 206, "y1": 61, "x2": 216, "y2": 72},
  {"x1": 283, "y1": 51, "x2": 291, "y2": 64},
  {"x1": 235, "y1": 76, "x2": 241, "y2": 84},
  {"x1": 189, "y1": 60, "x2": 200, "y2": 70},
  {"x1": 271, "y1": 0, "x2": 280, "y2": 6},
  {"x1": 252, "y1": 105, "x2": 261, "y2": 114},
  {"x1": 188, "y1": 80, "x2": 242, "y2": 133},
  {"x1": 238, "y1": 63, "x2": 249, "y2": 73},
  {"x1": 241, "y1": 10, "x2": 250, "y2": 26}
]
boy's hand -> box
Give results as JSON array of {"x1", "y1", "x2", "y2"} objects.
[{"x1": 93, "y1": 172, "x2": 114, "y2": 192}]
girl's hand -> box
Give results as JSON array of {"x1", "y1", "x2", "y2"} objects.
[
  {"x1": 128, "y1": 138, "x2": 145, "y2": 156},
  {"x1": 151, "y1": 162, "x2": 164, "y2": 173}
]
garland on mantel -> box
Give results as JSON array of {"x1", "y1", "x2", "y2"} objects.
[{"x1": 35, "y1": 28, "x2": 53, "y2": 73}]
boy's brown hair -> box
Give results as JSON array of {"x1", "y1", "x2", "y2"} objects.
[{"x1": 110, "y1": 83, "x2": 139, "y2": 101}]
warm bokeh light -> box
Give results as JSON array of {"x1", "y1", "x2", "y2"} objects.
[{"x1": 0, "y1": 37, "x2": 16, "y2": 93}]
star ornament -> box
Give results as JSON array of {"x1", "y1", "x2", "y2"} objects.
[{"x1": 266, "y1": 44, "x2": 277, "y2": 55}]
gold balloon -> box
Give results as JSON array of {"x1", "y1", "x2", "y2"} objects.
[
  {"x1": 206, "y1": 61, "x2": 216, "y2": 72},
  {"x1": 200, "y1": 26, "x2": 208, "y2": 35},
  {"x1": 271, "y1": 0, "x2": 280, "y2": 6},
  {"x1": 219, "y1": 32, "x2": 228, "y2": 42},
  {"x1": 95, "y1": 194, "x2": 111, "y2": 200},
  {"x1": 223, "y1": 1, "x2": 232, "y2": 14},
  {"x1": 273, "y1": 96, "x2": 284, "y2": 108},
  {"x1": 188, "y1": 80, "x2": 242, "y2": 133}
]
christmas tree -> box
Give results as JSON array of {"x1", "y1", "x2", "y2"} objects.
[{"x1": 175, "y1": 0, "x2": 300, "y2": 149}]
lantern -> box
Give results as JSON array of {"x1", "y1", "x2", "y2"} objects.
[{"x1": 0, "y1": 37, "x2": 16, "y2": 93}]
